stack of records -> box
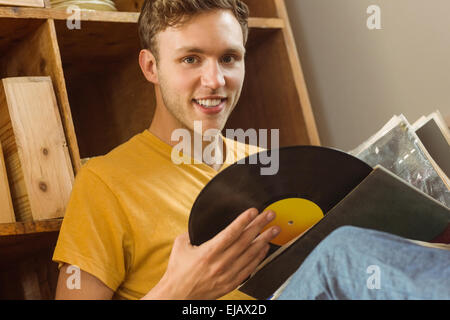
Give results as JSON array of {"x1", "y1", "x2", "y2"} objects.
[{"x1": 50, "y1": 0, "x2": 117, "y2": 11}]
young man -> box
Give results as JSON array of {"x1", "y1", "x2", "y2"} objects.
[
  {"x1": 53, "y1": 0, "x2": 450, "y2": 300},
  {"x1": 53, "y1": 0, "x2": 280, "y2": 300}
]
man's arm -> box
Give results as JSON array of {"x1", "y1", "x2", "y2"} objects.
[
  {"x1": 55, "y1": 263, "x2": 114, "y2": 300},
  {"x1": 142, "y1": 208, "x2": 280, "y2": 300},
  {"x1": 55, "y1": 208, "x2": 279, "y2": 300}
]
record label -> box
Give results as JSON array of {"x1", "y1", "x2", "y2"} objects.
[{"x1": 261, "y1": 198, "x2": 324, "y2": 246}]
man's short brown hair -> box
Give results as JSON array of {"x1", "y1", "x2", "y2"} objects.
[{"x1": 138, "y1": 0, "x2": 250, "y2": 61}]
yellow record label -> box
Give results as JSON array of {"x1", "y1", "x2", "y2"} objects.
[{"x1": 261, "y1": 198, "x2": 324, "y2": 246}]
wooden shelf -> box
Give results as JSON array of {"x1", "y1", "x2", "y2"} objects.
[
  {"x1": 0, "y1": 219, "x2": 61, "y2": 274},
  {"x1": 0, "y1": 7, "x2": 140, "y2": 22},
  {"x1": 0, "y1": 7, "x2": 284, "y2": 28},
  {"x1": 0, "y1": 220, "x2": 60, "y2": 299},
  {"x1": 0, "y1": 219, "x2": 62, "y2": 270},
  {"x1": 0, "y1": 219, "x2": 62, "y2": 237}
]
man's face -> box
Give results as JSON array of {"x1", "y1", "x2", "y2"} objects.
[{"x1": 155, "y1": 9, "x2": 246, "y2": 134}]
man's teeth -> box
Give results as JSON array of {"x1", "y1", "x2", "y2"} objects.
[{"x1": 195, "y1": 99, "x2": 223, "y2": 108}]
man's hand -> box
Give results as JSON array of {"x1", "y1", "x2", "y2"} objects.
[{"x1": 142, "y1": 208, "x2": 280, "y2": 300}]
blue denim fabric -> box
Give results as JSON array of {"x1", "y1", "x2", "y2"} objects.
[{"x1": 277, "y1": 226, "x2": 450, "y2": 300}]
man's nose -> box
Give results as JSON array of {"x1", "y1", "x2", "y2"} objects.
[{"x1": 201, "y1": 60, "x2": 226, "y2": 89}]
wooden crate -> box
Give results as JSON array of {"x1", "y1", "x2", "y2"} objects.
[{"x1": 0, "y1": 77, "x2": 74, "y2": 222}]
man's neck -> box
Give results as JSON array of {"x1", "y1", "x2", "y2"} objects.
[{"x1": 148, "y1": 120, "x2": 227, "y2": 171}]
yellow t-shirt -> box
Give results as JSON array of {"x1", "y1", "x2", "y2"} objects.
[{"x1": 52, "y1": 130, "x2": 261, "y2": 300}]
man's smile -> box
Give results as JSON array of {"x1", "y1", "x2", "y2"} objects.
[{"x1": 192, "y1": 97, "x2": 228, "y2": 114}]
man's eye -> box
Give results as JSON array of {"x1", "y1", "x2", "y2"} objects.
[
  {"x1": 183, "y1": 57, "x2": 198, "y2": 64},
  {"x1": 222, "y1": 55, "x2": 236, "y2": 64}
]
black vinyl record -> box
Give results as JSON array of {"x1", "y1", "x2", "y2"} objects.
[{"x1": 188, "y1": 146, "x2": 373, "y2": 247}]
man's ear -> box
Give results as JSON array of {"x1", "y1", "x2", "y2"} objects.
[{"x1": 139, "y1": 49, "x2": 159, "y2": 84}]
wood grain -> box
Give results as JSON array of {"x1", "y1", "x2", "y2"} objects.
[
  {"x1": 1, "y1": 77, "x2": 74, "y2": 221},
  {"x1": 0, "y1": 140, "x2": 15, "y2": 223},
  {"x1": 0, "y1": 6, "x2": 284, "y2": 28},
  {"x1": 0, "y1": 0, "x2": 44, "y2": 7},
  {"x1": 0, "y1": 18, "x2": 44, "y2": 58},
  {"x1": 244, "y1": 0, "x2": 278, "y2": 18},
  {"x1": 0, "y1": 6, "x2": 140, "y2": 21},
  {"x1": 111, "y1": 0, "x2": 279, "y2": 18},
  {"x1": 0, "y1": 218, "x2": 62, "y2": 236},
  {"x1": 114, "y1": 0, "x2": 143, "y2": 12}
]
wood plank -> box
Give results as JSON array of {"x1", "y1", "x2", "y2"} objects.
[
  {"x1": 45, "y1": 18, "x2": 82, "y2": 173},
  {"x1": 0, "y1": 78, "x2": 26, "y2": 220},
  {"x1": 0, "y1": 18, "x2": 44, "y2": 58},
  {"x1": 274, "y1": 0, "x2": 321, "y2": 146},
  {"x1": 113, "y1": 0, "x2": 281, "y2": 17},
  {"x1": 5, "y1": 150, "x2": 31, "y2": 221},
  {"x1": 249, "y1": 17, "x2": 284, "y2": 29},
  {"x1": 114, "y1": 0, "x2": 143, "y2": 12},
  {"x1": 244, "y1": 0, "x2": 279, "y2": 18},
  {"x1": 0, "y1": 6, "x2": 140, "y2": 21},
  {"x1": 0, "y1": 7, "x2": 284, "y2": 28},
  {"x1": 0, "y1": 140, "x2": 15, "y2": 223},
  {"x1": 0, "y1": 0, "x2": 44, "y2": 7},
  {"x1": 1, "y1": 77, "x2": 74, "y2": 221},
  {"x1": 0, "y1": 218, "x2": 62, "y2": 236},
  {"x1": 0, "y1": 1, "x2": 280, "y2": 19}
]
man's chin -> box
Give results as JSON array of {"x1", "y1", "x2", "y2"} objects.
[
  {"x1": 187, "y1": 120, "x2": 225, "y2": 136},
  {"x1": 186, "y1": 118, "x2": 225, "y2": 135}
]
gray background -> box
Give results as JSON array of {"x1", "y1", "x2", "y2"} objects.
[{"x1": 285, "y1": 0, "x2": 450, "y2": 151}]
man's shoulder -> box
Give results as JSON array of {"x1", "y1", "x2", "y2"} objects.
[
  {"x1": 81, "y1": 135, "x2": 140, "y2": 174},
  {"x1": 78, "y1": 131, "x2": 170, "y2": 185}
]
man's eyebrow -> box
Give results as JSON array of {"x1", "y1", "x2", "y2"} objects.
[{"x1": 175, "y1": 46, "x2": 246, "y2": 55}]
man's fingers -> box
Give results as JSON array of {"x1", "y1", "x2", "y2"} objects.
[
  {"x1": 226, "y1": 225, "x2": 280, "y2": 283},
  {"x1": 220, "y1": 210, "x2": 279, "y2": 261},
  {"x1": 243, "y1": 210, "x2": 278, "y2": 243},
  {"x1": 231, "y1": 241, "x2": 272, "y2": 288},
  {"x1": 252, "y1": 222, "x2": 281, "y2": 245},
  {"x1": 206, "y1": 208, "x2": 259, "y2": 252}
]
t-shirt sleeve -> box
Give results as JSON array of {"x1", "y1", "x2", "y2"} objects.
[{"x1": 52, "y1": 165, "x2": 133, "y2": 292}]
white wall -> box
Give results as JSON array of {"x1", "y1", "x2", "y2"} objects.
[{"x1": 284, "y1": 0, "x2": 450, "y2": 151}]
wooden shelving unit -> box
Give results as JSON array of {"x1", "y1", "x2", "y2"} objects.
[{"x1": 0, "y1": 0, "x2": 320, "y2": 299}]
